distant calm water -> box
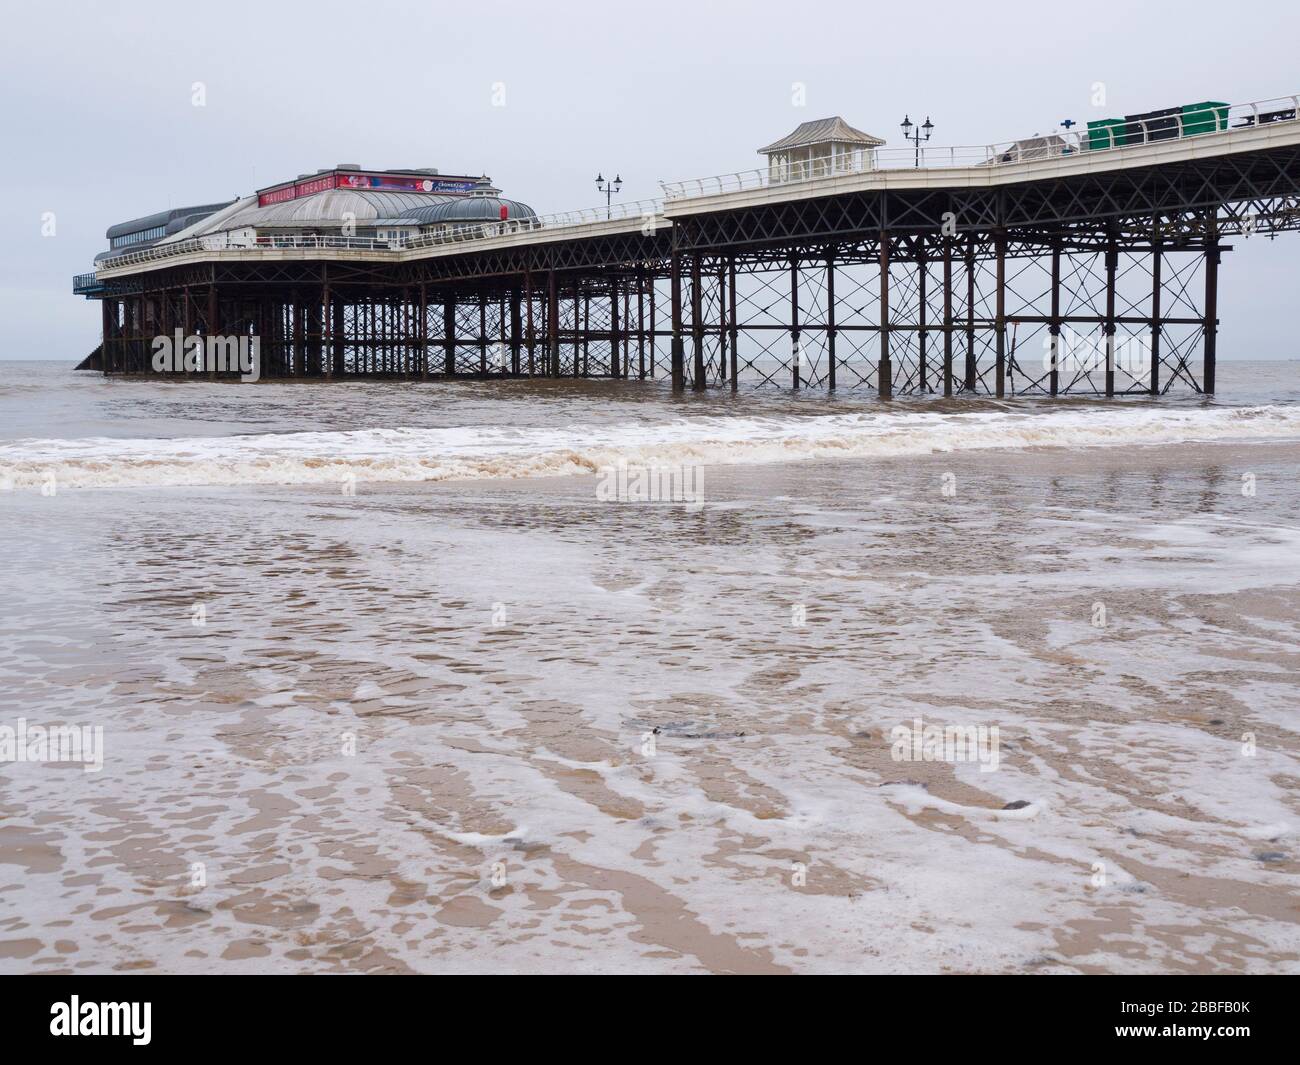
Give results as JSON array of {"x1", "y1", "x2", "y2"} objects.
[{"x1": 1, "y1": 360, "x2": 1298, "y2": 973}]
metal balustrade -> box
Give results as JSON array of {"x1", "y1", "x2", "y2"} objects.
[
  {"x1": 658, "y1": 95, "x2": 1300, "y2": 199},
  {"x1": 94, "y1": 198, "x2": 668, "y2": 271}
]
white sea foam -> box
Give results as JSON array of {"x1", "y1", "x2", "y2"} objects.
[{"x1": 2, "y1": 403, "x2": 1300, "y2": 490}]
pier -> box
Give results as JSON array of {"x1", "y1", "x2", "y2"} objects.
[{"x1": 75, "y1": 94, "x2": 1300, "y2": 396}]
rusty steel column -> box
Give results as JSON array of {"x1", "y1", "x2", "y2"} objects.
[
  {"x1": 624, "y1": 280, "x2": 634, "y2": 382},
  {"x1": 100, "y1": 299, "x2": 114, "y2": 374},
  {"x1": 637, "y1": 268, "x2": 646, "y2": 380},
  {"x1": 1104, "y1": 231, "x2": 1118, "y2": 398},
  {"x1": 547, "y1": 272, "x2": 560, "y2": 376},
  {"x1": 1149, "y1": 230, "x2": 1162, "y2": 397},
  {"x1": 333, "y1": 295, "x2": 345, "y2": 378},
  {"x1": 917, "y1": 239, "x2": 928, "y2": 393},
  {"x1": 670, "y1": 246, "x2": 685, "y2": 391},
  {"x1": 1050, "y1": 239, "x2": 1061, "y2": 397},
  {"x1": 578, "y1": 286, "x2": 586, "y2": 378},
  {"x1": 878, "y1": 236, "x2": 891, "y2": 399},
  {"x1": 1203, "y1": 213, "x2": 1219, "y2": 395},
  {"x1": 321, "y1": 281, "x2": 332, "y2": 379},
  {"x1": 716, "y1": 264, "x2": 727, "y2": 389},
  {"x1": 964, "y1": 235, "x2": 977, "y2": 392},
  {"x1": 691, "y1": 254, "x2": 705, "y2": 390},
  {"x1": 609, "y1": 278, "x2": 620, "y2": 378},
  {"x1": 154, "y1": 284, "x2": 168, "y2": 373},
  {"x1": 525, "y1": 270, "x2": 535, "y2": 376},
  {"x1": 443, "y1": 297, "x2": 455, "y2": 376},
  {"x1": 295, "y1": 295, "x2": 307, "y2": 378},
  {"x1": 942, "y1": 237, "x2": 954, "y2": 397},
  {"x1": 826, "y1": 251, "x2": 837, "y2": 392},
  {"x1": 994, "y1": 229, "x2": 1007, "y2": 398},
  {"x1": 650, "y1": 272, "x2": 658, "y2": 379},
  {"x1": 182, "y1": 288, "x2": 192, "y2": 376},
  {"x1": 728, "y1": 255, "x2": 738, "y2": 391},
  {"x1": 790, "y1": 253, "x2": 800, "y2": 390},
  {"x1": 417, "y1": 283, "x2": 428, "y2": 379},
  {"x1": 510, "y1": 286, "x2": 522, "y2": 376},
  {"x1": 208, "y1": 284, "x2": 219, "y2": 380}
]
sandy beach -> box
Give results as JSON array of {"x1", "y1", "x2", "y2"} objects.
[{"x1": 2, "y1": 372, "x2": 1297, "y2": 972}]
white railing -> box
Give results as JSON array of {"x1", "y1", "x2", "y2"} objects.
[
  {"x1": 94, "y1": 197, "x2": 668, "y2": 272},
  {"x1": 659, "y1": 94, "x2": 1300, "y2": 200},
  {"x1": 403, "y1": 196, "x2": 665, "y2": 251}
]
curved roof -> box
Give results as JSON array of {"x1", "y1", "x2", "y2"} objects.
[
  {"x1": 759, "y1": 116, "x2": 885, "y2": 154},
  {"x1": 162, "y1": 196, "x2": 258, "y2": 243},
  {"x1": 214, "y1": 189, "x2": 461, "y2": 229},
  {"x1": 106, "y1": 201, "x2": 234, "y2": 239},
  {"x1": 400, "y1": 196, "x2": 537, "y2": 224},
  {"x1": 185, "y1": 188, "x2": 538, "y2": 233}
]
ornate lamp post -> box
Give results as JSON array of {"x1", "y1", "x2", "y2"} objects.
[
  {"x1": 595, "y1": 172, "x2": 622, "y2": 219},
  {"x1": 900, "y1": 114, "x2": 934, "y2": 168}
]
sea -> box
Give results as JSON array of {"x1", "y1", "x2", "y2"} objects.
[{"x1": 1, "y1": 359, "x2": 1297, "y2": 973}]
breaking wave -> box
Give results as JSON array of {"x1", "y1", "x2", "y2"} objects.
[{"x1": 3, "y1": 404, "x2": 1300, "y2": 490}]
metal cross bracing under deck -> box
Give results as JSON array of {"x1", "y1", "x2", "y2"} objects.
[
  {"x1": 657, "y1": 227, "x2": 1221, "y2": 396},
  {"x1": 87, "y1": 131, "x2": 1300, "y2": 396}
]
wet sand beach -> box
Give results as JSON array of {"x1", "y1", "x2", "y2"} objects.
[{"x1": 2, "y1": 380, "x2": 1298, "y2": 972}]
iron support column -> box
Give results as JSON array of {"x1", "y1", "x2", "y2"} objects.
[
  {"x1": 728, "y1": 255, "x2": 738, "y2": 391},
  {"x1": 942, "y1": 237, "x2": 954, "y2": 397},
  {"x1": 670, "y1": 247, "x2": 684, "y2": 391},
  {"x1": 964, "y1": 236, "x2": 976, "y2": 392},
  {"x1": 1104, "y1": 233, "x2": 1118, "y2": 398},
  {"x1": 418, "y1": 283, "x2": 428, "y2": 379},
  {"x1": 917, "y1": 240, "x2": 928, "y2": 393},
  {"x1": 879, "y1": 236, "x2": 891, "y2": 399},
  {"x1": 691, "y1": 255, "x2": 705, "y2": 390},
  {"x1": 524, "y1": 270, "x2": 535, "y2": 376},
  {"x1": 510, "y1": 286, "x2": 522, "y2": 376},
  {"x1": 547, "y1": 271, "x2": 559, "y2": 377},
  {"x1": 1150, "y1": 231, "x2": 1162, "y2": 396},
  {"x1": 1049, "y1": 239, "x2": 1061, "y2": 397},
  {"x1": 994, "y1": 229, "x2": 1006, "y2": 398},
  {"x1": 443, "y1": 298, "x2": 455, "y2": 376},
  {"x1": 790, "y1": 254, "x2": 801, "y2": 390},
  {"x1": 637, "y1": 268, "x2": 646, "y2": 380},
  {"x1": 609, "y1": 279, "x2": 620, "y2": 378},
  {"x1": 208, "y1": 284, "x2": 219, "y2": 380},
  {"x1": 1204, "y1": 214, "x2": 1219, "y2": 395},
  {"x1": 826, "y1": 252, "x2": 837, "y2": 392}
]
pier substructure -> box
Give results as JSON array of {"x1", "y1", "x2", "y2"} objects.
[
  {"x1": 98, "y1": 265, "x2": 665, "y2": 383},
  {"x1": 92, "y1": 220, "x2": 1224, "y2": 397},
  {"x1": 655, "y1": 222, "x2": 1226, "y2": 396}
]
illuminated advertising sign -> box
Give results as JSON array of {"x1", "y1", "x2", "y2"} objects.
[
  {"x1": 334, "y1": 173, "x2": 480, "y2": 194},
  {"x1": 258, "y1": 171, "x2": 481, "y2": 206},
  {"x1": 258, "y1": 174, "x2": 335, "y2": 206}
]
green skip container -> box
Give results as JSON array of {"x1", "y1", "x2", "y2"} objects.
[
  {"x1": 1180, "y1": 101, "x2": 1228, "y2": 136},
  {"x1": 1086, "y1": 118, "x2": 1126, "y2": 150},
  {"x1": 1086, "y1": 118, "x2": 1128, "y2": 150}
]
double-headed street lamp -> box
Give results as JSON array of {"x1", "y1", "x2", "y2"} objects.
[
  {"x1": 900, "y1": 114, "x2": 934, "y2": 168},
  {"x1": 595, "y1": 172, "x2": 622, "y2": 219}
]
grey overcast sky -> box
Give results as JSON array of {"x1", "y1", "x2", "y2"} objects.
[{"x1": 3, "y1": 0, "x2": 1298, "y2": 361}]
